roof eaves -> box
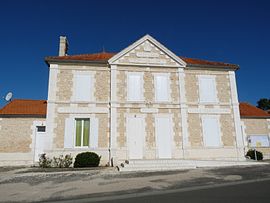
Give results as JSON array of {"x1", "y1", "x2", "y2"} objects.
[
  {"x1": 186, "y1": 63, "x2": 239, "y2": 71},
  {"x1": 0, "y1": 114, "x2": 46, "y2": 118},
  {"x1": 44, "y1": 58, "x2": 108, "y2": 66},
  {"x1": 240, "y1": 116, "x2": 270, "y2": 119}
]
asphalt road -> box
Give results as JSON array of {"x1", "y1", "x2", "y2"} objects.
[
  {"x1": 3, "y1": 164, "x2": 270, "y2": 203},
  {"x1": 97, "y1": 179, "x2": 270, "y2": 203}
]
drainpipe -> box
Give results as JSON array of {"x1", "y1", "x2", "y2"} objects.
[{"x1": 109, "y1": 64, "x2": 112, "y2": 166}]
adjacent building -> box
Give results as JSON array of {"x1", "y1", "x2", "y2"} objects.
[
  {"x1": 0, "y1": 100, "x2": 46, "y2": 165},
  {"x1": 240, "y1": 102, "x2": 270, "y2": 159}
]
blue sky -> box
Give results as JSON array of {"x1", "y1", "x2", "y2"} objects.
[{"x1": 0, "y1": 0, "x2": 269, "y2": 108}]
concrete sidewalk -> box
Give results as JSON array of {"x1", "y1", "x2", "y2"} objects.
[{"x1": 0, "y1": 164, "x2": 270, "y2": 203}]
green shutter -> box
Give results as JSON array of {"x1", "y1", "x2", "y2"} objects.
[
  {"x1": 75, "y1": 119, "x2": 82, "y2": 146},
  {"x1": 83, "y1": 119, "x2": 90, "y2": 146}
]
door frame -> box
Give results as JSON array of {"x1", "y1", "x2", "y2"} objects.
[
  {"x1": 32, "y1": 121, "x2": 46, "y2": 162},
  {"x1": 155, "y1": 114, "x2": 173, "y2": 159},
  {"x1": 34, "y1": 129, "x2": 47, "y2": 162},
  {"x1": 126, "y1": 114, "x2": 146, "y2": 159}
]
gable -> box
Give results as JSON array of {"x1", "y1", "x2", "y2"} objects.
[{"x1": 109, "y1": 35, "x2": 186, "y2": 67}]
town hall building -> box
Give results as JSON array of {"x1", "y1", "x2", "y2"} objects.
[{"x1": 1, "y1": 35, "x2": 270, "y2": 169}]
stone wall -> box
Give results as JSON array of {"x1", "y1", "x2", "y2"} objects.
[
  {"x1": 242, "y1": 118, "x2": 269, "y2": 135},
  {"x1": 144, "y1": 72, "x2": 154, "y2": 102},
  {"x1": 116, "y1": 66, "x2": 179, "y2": 104},
  {"x1": 188, "y1": 114, "x2": 202, "y2": 147},
  {"x1": 184, "y1": 70, "x2": 231, "y2": 104},
  {"x1": 56, "y1": 69, "x2": 73, "y2": 101},
  {"x1": 220, "y1": 114, "x2": 235, "y2": 146},
  {"x1": 51, "y1": 64, "x2": 110, "y2": 152},
  {"x1": 55, "y1": 65, "x2": 110, "y2": 102},
  {"x1": 53, "y1": 112, "x2": 68, "y2": 149},
  {"x1": 95, "y1": 71, "x2": 110, "y2": 102},
  {"x1": 96, "y1": 114, "x2": 109, "y2": 148},
  {"x1": 0, "y1": 117, "x2": 45, "y2": 153}
]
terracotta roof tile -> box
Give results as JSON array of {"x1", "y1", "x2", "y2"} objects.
[
  {"x1": 46, "y1": 52, "x2": 115, "y2": 62},
  {"x1": 180, "y1": 56, "x2": 238, "y2": 68},
  {"x1": 45, "y1": 52, "x2": 238, "y2": 68},
  {"x1": 0, "y1": 99, "x2": 47, "y2": 116},
  {"x1": 239, "y1": 102, "x2": 270, "y2": 118}
]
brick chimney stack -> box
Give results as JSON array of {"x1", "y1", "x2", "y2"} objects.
[{"x1": 58, "y1": 36, "x2": 69, "y2": 56}]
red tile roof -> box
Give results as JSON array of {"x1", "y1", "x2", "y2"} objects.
[
  {"x1": 46, "y1": 52, "x2": 115, "y2": 61},
  {"x1": 45, "y1": 52, "x2": 238, "y2": 69},
  {"x1": 239, "y1": 102, "x2": 270, "y2": 118},
  {"x1": 179, "y1": 56, "x2": 238, "y2": 68},
  {"x1": 0, "y1": 99, "x2": 47, "y2": 117}
]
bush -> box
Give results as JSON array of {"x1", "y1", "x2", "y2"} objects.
[
  {"x1": 39, "y1": 153, "x2": 52, "y2": 168},
  {"x1": 52, "y1": 154, "x2": 73, "y2": 168},
  {"x1": 74, "y1": 152, "x2": 101, "y2": 168},
  {"x1": 246, "y1": 149, "x2": 263, "y2": 160},
  {"x1": 39, "y1": 153, "x2": 73, "y2": 168}
]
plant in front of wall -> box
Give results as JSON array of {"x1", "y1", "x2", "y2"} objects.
[
  {"x1": 74, "y1": 152, "x2": 101, "y2": 168},
  {"x1": 39, "y1": 153, "x2": 52, "y2": 168},
  {"x1": 52, "y1": 154, "x2": 73, "y2": 168}
]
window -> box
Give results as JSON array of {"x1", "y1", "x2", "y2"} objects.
[
  {"x1": 127, "y1": 73, "x2": 143, "y2": 101},
  {"x1": 37, "y1": 126, "x2": 46, "y2": 132},
  {"x1": 248, "y1": 135, "x2": 270, "y2": 147},
  {"x1": 74, "y1": 73, "x2": 92, "y2": 101},
  {"x1": 198, "y1": 76, "x2": 217, "y2": 103},
  {"x1": 75, "y1": 118, "x2": 90, "y2": 147},
  {"x1": 202, "y1": 116, "x2": 221, "y2": 147},
  {"x1": 64, "y1": 117, "x2": 99, "y2": 149},
  {"x1": 155, "y1": 74, "x2": 170, "y2": 102}
]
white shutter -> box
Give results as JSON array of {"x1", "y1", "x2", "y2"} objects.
[
  {"x1": 128, "y1": 74, "x2": 142, "y2": 101},
  {"x1": 64, "y1": 118, "x2": 74, "y2": 148},
  {"x1": 90, "y1": 117, "x2": 99, "y2": 148},
  {"x1": 199, "y1": 77, "x2": 217, "y2": 103},
  {"x1": 202, "y1": 116, "x2": 220, "y2": 147},
  {"x1": 156, "y1": 75, "x2": 169, "y2": 101},
  {"x1": 75, "y1": 74, "x2": 92, "y2": 101}
]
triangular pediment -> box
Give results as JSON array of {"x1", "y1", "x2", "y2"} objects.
[{"x1": 109, "y1": 35, "x2": 186, "y2": 67}]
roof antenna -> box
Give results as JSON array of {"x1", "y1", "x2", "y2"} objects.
[
  {"x1": 102, "y1": 45, "x2": 105, "y2": 53},
  {"x1": 3, "y1": 92, "x2": 13, "y2": 102}
]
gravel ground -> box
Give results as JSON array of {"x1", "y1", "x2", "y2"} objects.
[{"x1": 0, "y1": 164, "x2": 270, "y2": 202}]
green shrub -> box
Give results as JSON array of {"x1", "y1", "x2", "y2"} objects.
[
  {"x1": 74, "y1": 152, "x2": 101, "y2": 168},
  {"x1": 52, "y1": 154, "x2": 73, "y2": 168},
  {"x1": 39, "y1": 153, "x2": 73, "y2": 168},
  {"x1": 246, "y1": 149, "x2": 263, "y2": 160},
  {"x1": 39, "y1": 153, "x2": 52, "y2": 168}
]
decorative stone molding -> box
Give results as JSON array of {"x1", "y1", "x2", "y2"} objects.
[
  {"x1": 57, "y1": 107, "x2": 109, "y2": 114},
  {"x1": 140, "y1": 108, "x2": 158, "y2": 113},
  {"x1": 188, "y1": 108, "x2": 231, "y2": 114}
]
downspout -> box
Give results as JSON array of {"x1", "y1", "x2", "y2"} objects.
[{"x1": 108, "y1": 63, "x2": 112, "y2": 166}]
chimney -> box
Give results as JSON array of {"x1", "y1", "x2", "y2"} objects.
[{"x1": 58, "y1": 36, "x2": 69, "y2": 56}]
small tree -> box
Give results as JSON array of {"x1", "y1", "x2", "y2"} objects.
[
  {"x1": 74, "y1": 152, "x2": 101, "y2": 168},
  {"x1": 257, "y1": 98, "x2": 270, "y2": 111},
  {"x1": 246, "y1": 149, "x2": 263, "y2": 161}
]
